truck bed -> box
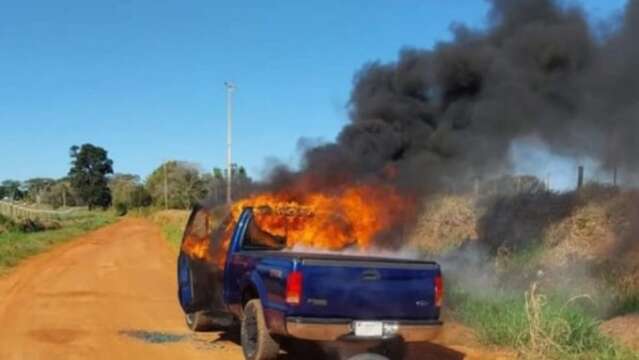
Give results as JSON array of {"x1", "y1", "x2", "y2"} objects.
[{"x1": 235, "y1": 249, "x2": 441, "y2": 321}]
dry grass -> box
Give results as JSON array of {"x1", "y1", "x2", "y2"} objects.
[
  {"x1": 522, "y1": 283, "x2": 570, "y2": 359},
  {"x1": 149, "y1": 209, "x2": 190, "y2": 228},
  {"x1": 544, "y1": 204, "x2": 615, "y2": 259},
  {"x1": 542, "y1": 193, "x2": 636, "y2": 266},
  {"x1": 148, "y1": 210, "x2": 190, "y2": 252},
  {"x1": 424, "y1": 186, "x2": 639, "y2": 358},
  {"x1": 417, "y1": 186, "x2": 639, "y2": 293},
  {"x1": 410, "y1": 195, "x2": 478, "y2": 253}
]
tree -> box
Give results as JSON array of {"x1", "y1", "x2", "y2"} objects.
[
  {"x1": 109, "y1": 173, "x2": 151, "y2": 209},
  {"x1": 203, "y1": 167, "x2": 226, "y2": 204},
  {"x1": 146, "y1": 161, "x2": 206, "y2": 209},
  {"x1": 234, "y1": 165, "x2": 253, "y2": 198},
  {"x1": 201, "y1": 165, "x2": 254, "y2": 206},
  {"x1": 41, "y1": 179, "x2": 77, "y2": 209},
  {"x1": 24, "y1": 178, "x2": 56, "y2": 204},
  {"x1": 1, "y1": 180, "x2": 23, "y2": 201},
  {"x1": 68, "y1": 144, "x2": 114, "y2": 210}
]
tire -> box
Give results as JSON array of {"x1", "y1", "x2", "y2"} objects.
[
  {"x1": 241, "y1": 299, "x2": 280, "y2": 360},
  {"x1": 185, "y1": 310, "x2": 214, "y2": 331}
]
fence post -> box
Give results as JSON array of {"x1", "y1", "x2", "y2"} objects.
[{"x1": 545, "y1": 175, "x2": 550, "y2": 190}]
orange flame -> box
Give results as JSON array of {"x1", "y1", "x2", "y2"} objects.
[
  {"x1": 180, "y1": 210, "x2": 212, "y2": 260},
  {"x1": 181, "y1": 181, "x2": 414, "y2": 267},
  {"x1": 233, "y1": 183, "x2": 411, "y2": 250}
]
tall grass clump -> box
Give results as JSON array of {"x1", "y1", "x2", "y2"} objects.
[{"x1": 449, "y1": 282, "x2": 637, "y2": 359}]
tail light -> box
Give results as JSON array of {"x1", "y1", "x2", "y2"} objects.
[
  {"x1": 286, "y1": 271, "x2": 303, "y2": 305},
  {"x1": 434, "y1": 274, "x2": 443, "y2": 307}
]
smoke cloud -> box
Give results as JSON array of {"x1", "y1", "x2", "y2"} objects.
[{"x1": 268, "y1": 0, "x2": 639, "y2": 195}]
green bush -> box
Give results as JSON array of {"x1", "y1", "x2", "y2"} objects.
[
  {"x1": 115, "y1": 202, "x2": 128, "y2": 216},
  {"x1": 17, "y1": 218, "x2": 46, "y2": 233},
  {"x1": 0, "y1": 214, "x2": 16, "y2": 231}
]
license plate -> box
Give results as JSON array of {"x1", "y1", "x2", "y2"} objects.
[{"x1": 353, "y1": 321, "x2": 383, "y2": 337}]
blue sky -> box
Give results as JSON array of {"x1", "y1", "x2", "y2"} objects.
[{"x1": 0, "y1": 0, "x2": 627, "y2": 182}]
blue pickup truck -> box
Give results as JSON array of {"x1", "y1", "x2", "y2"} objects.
[{"x1": 177, "y1": 205, "x2": 443, "y2": 360}]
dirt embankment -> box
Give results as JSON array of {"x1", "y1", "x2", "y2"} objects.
[
  {"x1": 0, "y1": 218, "x2": 512, "y2": 360},
  {"x1": 601, "y1": 315, "x2": 639, "y2": 353}
]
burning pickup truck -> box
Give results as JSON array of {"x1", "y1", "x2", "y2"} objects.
[{"x1": 177, "y1": 187, "x2": 443, "y2": 360}]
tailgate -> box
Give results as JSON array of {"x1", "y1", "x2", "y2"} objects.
[{"x1": 291, "y1": 258, "x2": 441, "y2": 320}]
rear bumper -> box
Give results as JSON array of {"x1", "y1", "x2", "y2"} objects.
[{"x1": 285, "y1": 317, "x2": 443, "y2": 342}]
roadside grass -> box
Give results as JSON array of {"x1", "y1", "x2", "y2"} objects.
[
  {"x1": 449, "y1": 284, "x2": 638, "y2": 359},
  {"x1": 0, "y1": 211, "x2": 116, "y2": 274},
  {"x1": 147, "y1": 206, "x2": 227, "y2": 253},
  {"x1": 161, "y1": 222, "x2": 184, "y2": 251},
  {"x1": 146, "y1": 209, "x2": 190, "y2": 253}
]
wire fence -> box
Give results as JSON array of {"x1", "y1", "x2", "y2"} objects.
[{"x1": 0, "y1": 201, "x2": 82, "y2": 222}]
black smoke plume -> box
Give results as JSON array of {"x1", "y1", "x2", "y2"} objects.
[{"x1": 268, "y1": 0, "x2": 639, "y2": 196}]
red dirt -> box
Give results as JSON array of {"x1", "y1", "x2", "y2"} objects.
[
  {"x1": 0, "y1": 218, "x2": 513, "y2": 360},
  {"x1": 600, "y1": 314, "x2": 639, "y2": 353}
]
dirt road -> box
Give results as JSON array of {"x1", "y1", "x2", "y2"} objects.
[{"x1": 0, "y1": 218, "x2": 512, "y2": 360}]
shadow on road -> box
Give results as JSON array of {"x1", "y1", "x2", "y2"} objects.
[
  {"x1": 402, "y1": 342, "x2": 466, "y2": 360},
  {"x1": 207, "y1": 327, "x2": 467, "y2": 360}
]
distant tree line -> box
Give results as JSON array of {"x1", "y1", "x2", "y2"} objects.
[
  {"x1": 0, "y1": 143, "x2": 254, "y2": 212},
  {"x1": 145, "y1": 161, "x2": 252, "y2": 209}
]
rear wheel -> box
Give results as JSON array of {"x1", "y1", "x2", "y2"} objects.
[{"x1": 241, "y1": 299, "x2": 280, "y2": 360}]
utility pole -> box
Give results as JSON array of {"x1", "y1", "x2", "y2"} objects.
[{"x1": 225, "y1": 81, "x2": 236, "y2": 205}]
